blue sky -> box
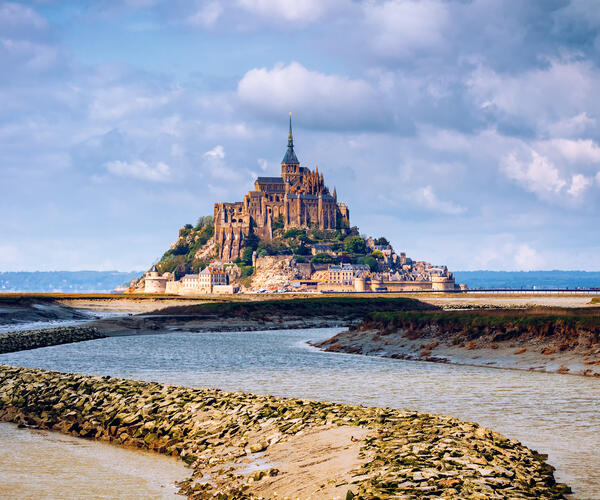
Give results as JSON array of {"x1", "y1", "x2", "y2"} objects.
[{"x1": 1, "y1": 0, "x2": 599, "y2": 271}]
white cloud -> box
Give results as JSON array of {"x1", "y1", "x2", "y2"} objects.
[
  {"x1": 544, "y1": 138, "x2": 600, "y2": 164},
  {"x1": 364, "y1": 0, "x2": 449, "y2": 57},
  {"x1": 188, "y1": 1, "x2": 223, "y2": 27},
  {"x1": 0, "y1": 38, "x2": 58, "y2": 71},
  {"x1": 0, "y1": 2, "x2": 48, "y2": 33},
  {"x1": 203, "y1": 144, "x2": 225, "y2": 159},
  {"x1": 502, "y1": 149, "x2": 595, "y2": 200},
  {"x1": 468, "y1": 60, "x2": 600, "y2": 134},
  {"x1": 475, "y1": 238, "x2": 545, "y2": 271},
  {"x1": 567, "y1": 174, "x2": 593, "y2": 198},
  {"x1": 546, "y1": 112, "x2": 596, "y2": 137},
  {"x1": 237, "y1": 62, "x2": 387, "y2": 129},
  {"x1": 415, "y1": 185, "x2": 466, "y2": 215},
  {"x1": 502, "y1": 150, "x2": 566, "y2": 197},
  {"x1": 514, "y1": 244, "x2": 542, "y2": 271},
  {"x1": 202, "y1": 145, "x2": 242, "y2": 181},
  {"x1": 104, "y1": 160, "x2": 171, "y2": 182},
  {"x1": 236, "y1": 0, "x2": 344, "y2": 23},
  {"x1": 90, "y1": 85, "x2": 176, "y2": 121}
]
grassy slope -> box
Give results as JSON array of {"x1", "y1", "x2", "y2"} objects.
[{"x1": 357, "y1": 307, "x2": 600, "y2": 342}]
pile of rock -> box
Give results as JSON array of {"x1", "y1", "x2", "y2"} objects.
[
  {"x1": 0, "y1": 326, "x2": 105, "y2": 354},
  {"x1": 0, "y1": 365, "x2": 570, "y2": 498},
  {"x1": 249, "y1": 255, "x2": 298, "y2": 290}
]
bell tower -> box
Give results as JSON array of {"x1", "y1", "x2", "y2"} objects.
[{"x1": 281, "y1": 112, "x2": 301, "y2": 183}]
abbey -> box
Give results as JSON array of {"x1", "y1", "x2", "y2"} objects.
[{"x1": 214, "y1": 115, "x2": 350, "y2": 261}]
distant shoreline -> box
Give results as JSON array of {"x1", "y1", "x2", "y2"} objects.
[{"x1": 2, "y1": 269, "x2": 600, "y2": 294}]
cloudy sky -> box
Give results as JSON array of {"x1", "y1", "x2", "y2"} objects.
[{"x1": 1, "y1": 0, "x2": 599, "y2": 272}]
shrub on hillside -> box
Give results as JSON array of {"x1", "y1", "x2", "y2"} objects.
[
  {"x1": 344, "y1": 235, "x2": 367, "y2": 255},
  {"x1": 311, "y1": 253, "x2": 337, "y2": 264}
]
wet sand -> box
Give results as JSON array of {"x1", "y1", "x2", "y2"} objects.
[{"x1": 0, "y1": 422, "x2": 188, "y2": 499}]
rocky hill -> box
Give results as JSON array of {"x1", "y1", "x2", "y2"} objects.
[
  {"x1": 138, "y1": 215, "x2": 378, "y2": 289},
  {"x1": 137, "y1": 213, "x2": 451, "y2": 292}
]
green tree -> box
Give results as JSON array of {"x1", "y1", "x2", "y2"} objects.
[
  {"x1": 371, "y1": 250, "x2": 384, "y2": 259},
  {"x1": 358, "y1": 255, "x2": 378, "y2": 272},
  {"x1": 294, "y1": 244, "x2": 310, "y2": 255},
  {"x1": 240, "y1": 266, "x2": 255, "y2": 278},
  {"x1": 195, "y1": 216, "x2": 213, "y2": 229},
  {"x1": 241, "y1": 246, "x2": 254, "y2": 265},
  {"x1": 172, "y1": 242, "x2": 189, "y2": 256},
  {"x1": 283, "y1": 228, "x2": 304, "y2": 239},
  {"x1": 374, "y1": 237, "x2": 390, "y2": 246},
  {"x1": 244, "y1": 233, "x2": 259, "y2": 250},
  {"x1": 344, "y1": 236, "x2": 367, "y2": 254},
  {"x1": 272, "y1": 214, "x2": 285, "y2": 231}
]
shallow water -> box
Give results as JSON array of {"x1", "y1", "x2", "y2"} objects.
[
  {"x1": 0, "y1": 422, "x2": 187, "y2": 499},
  {"x1": 1, "y1": 327, "x2": 599, "y2": 497}
]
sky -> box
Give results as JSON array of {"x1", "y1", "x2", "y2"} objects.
[{"x1": 1, "y1": 0, "x2": 599, "y2": 272}]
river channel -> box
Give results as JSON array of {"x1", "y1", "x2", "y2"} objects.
[{"x1": 1, "y1": 327, "x2": 599, "y2": 498}]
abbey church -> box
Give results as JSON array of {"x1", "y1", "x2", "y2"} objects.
[{"x1": 214, "y1": 115, "x2": 350, "y2": 261}]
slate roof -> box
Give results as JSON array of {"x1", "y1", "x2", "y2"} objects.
[
  {"x1": 256, "y1": 177, "x2": 284, "y2": 183},
  {"x1": 282, "y1": 146, "x2": 299, "y2": 164}
]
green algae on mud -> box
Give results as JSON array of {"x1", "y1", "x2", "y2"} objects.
[
  {"x1": 150, "y1": 296, "x2": 437, "y2": 319},
  {"x1": 357, "y1": 308, "x2": 600, "y2": 341},
  {"x1": 0, "y1": 365, "x2": 570, "y2": 499}
]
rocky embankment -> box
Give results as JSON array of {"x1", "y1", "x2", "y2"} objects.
[
  {"x1": 314, "y1": 309, "x2": 600, "y2": 377},
  {"x1": 0, "y1": 326, "x2": 105, "y2": 354},
  {"x1": 0, "y1": 365, "x2": 570, "y2": 499}
]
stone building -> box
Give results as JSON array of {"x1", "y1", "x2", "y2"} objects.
[
  {"x1": 327, "y1": 264, "x2": 370, "y2": 285},
  {"x1": 143, "y1": 266, "x2": 173, "y2": 293},
  {"x1": 214, "y1": 114, "x2": 351, "y2": 261},
  {"x1": 165, "y1": 265, "x2": 233, "y2": 295}
]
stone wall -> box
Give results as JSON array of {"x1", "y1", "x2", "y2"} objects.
[{"x1": 0, "y1": 326, "x2": 105, "y2": 354}]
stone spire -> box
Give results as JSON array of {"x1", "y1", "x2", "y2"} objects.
[{"x1": 282, "y1": 112, "x2": 299, "y2": 165}]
